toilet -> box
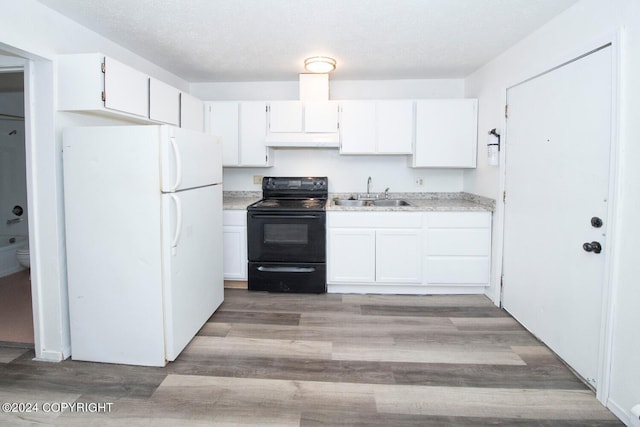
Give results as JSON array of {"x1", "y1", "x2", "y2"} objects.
[{"x1": 16, "y1": 247, "x2": 30, "y2": 269}]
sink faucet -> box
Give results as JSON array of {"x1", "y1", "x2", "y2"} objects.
[
  {"x1": 384, "y1": 187, "x2": 390, "y2": 199},
  {"x1": 367, "y1": 176, "x2": 372, "y2": 195}
]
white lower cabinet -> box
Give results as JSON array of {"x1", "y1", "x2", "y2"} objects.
[
  {"x1": 424, "y1": 211, "x2": 491, "y2": 286},
  {"x1": 376, "y1": 229, "x2": 422, "y2": 283},
  {"x1": 327, "y1": 212, "x2": 423, "y2": 292},
  {"x1": 328, "y1": 228, "x2": 376, "y2": 283},
  {"x1": 223, "y1": 210, "x2": 247, "y2": 280},
  {"x1": 327, "y1": 210, "x2": 492, "y2": 294}
]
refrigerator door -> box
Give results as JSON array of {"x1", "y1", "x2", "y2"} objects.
[
  {"x1": 160, "y1": 126, "x2": 222, "y2": 192},
  {"x1": 161, "y1": 183, "x2": 224, "y2": 360}
]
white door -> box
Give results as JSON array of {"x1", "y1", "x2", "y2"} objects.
[
  {"x1": 503, "y1": 46, "x2": 612, "y2": 387},
  {"x1": 162, "y1": 184, "x2": 223, "y2": 361}
]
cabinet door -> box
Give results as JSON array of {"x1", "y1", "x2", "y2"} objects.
[
  {"x1": 376, "y1": 229, "x2": 422, "y2": 283},
  {"x1": 328, "y1": 228, "x2": 375, "y2": 283},
  {"x1": 414, "y1": 99, "x2": 478, "y2": 167},
  {"x1": 305, "y1": 101, "x2": 338, "y2": 132},
  {"x1": 207, "y1": 102, "x2": 240, "y2": 166},
  {"x1": 180, "y1": 92, "x2": 204, "y2": 132},
  {"x1": 339, "y1": 101, "x2": 376, "y2": 154},
  {"x1": 223, "y1": 225, "x2": 247, "y2": 280},
  {"x1": 269, "y1": 101, "x2": 303, "y2": 132},
  {"x1": 149, "y1": 78, "x2": 180, "y2": 125},
  {"x1": 377, "y1": 100, "x2": 413, "y2": 154},
  {"x1": 424, "y1": 211, "x2": 491, "y2": 286},
  {"x1": 103, "y1": 57, "x2": 149, "y2": 118},
  {"x1": 240, "y1": 102, "x2": 271, "y2": 166}
]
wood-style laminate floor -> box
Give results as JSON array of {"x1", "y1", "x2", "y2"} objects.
[
  {"x1": 0, "y1": 289, "x2": 622, "y2": 426},
  {"x1": 0, "y1": 270, "x2": 34, "y2": 345}
]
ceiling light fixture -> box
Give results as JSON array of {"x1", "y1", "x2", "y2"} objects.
[{"x1": 304, "y1": 56, "x2": 336, "y2": 73}]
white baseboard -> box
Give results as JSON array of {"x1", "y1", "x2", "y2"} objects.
[{"x1": 607, "y1": 398, "x2": 631, "y2": 426}]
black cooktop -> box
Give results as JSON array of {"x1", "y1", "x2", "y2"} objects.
[
  {"x1": 248, "y1": 177, "x2": 328, "y2": 212},
  {"x1": 249, "y1": 198, "x2": 327, "y2": 211}
]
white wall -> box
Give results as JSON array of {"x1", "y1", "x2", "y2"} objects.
[
  {"x1": 463, "y1": 0, "x2": 640, "y2": 422},
  {"x1": 0, "y1": 1, "x2": 190, "y2": 361},
  {"x1": 192, "y1": 79, "x2": 467, "y2": 192}
]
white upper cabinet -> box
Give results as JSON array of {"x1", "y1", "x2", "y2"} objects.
[
  {"x1": 266, "y1": 101, "x2": 339, "y2": 146},
  {"x1": 149, "y1": 77, "x2": 180, "y2": 125},
  {"x1": 268, "y1": 100, "x2": 338, "y2": 133},
  {"x1": 58, "y1": 53, "x2": 204, "y2": 130},
  {"x1": 103, "y1": 57, "x2": 149, "y2": 118},
  {"x1": 207, "y1": 102, "x2": 240, "y2": 166},
  {"x1": 58, "y1": 53, "x2": 149, "y2": 119},
  {"x1": 180, "y1": 92, "x2": 205, "y2": 132},
  {"x1": 268, "y1": 101, "x2": 303, "y2": 133},
  {"x1": 377, "y1": 101, "x2": 413, "y2": 154},
  {"x1": 240, "y1": 102, "x2": 272, "y2": 166},
  {"x1": 304, "y1": 101, "x2": 339, "y2": 133},
  {"x1": 338, "y1": 101, "x2": 376, "y2": 154},
  {"x1": 339, "y1": 100, "x2": 413, "y2": 155},
  {"x1": 205, "y1": 101, "x2": 272, "y2": 167},
  {"x1": 412, "y1": 99, "x2": 478, "y2": 168}
]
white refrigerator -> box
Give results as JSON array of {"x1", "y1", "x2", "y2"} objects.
[{"x1": 63, "y1": 125, "x2": 223, "y2": 366}]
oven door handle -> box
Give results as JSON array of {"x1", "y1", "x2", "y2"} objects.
[
  {"x1": 249, "y1": 214, "x2": 322, "y2": 220},
  {"x1": 257, "y1": 266, "x2": 316, "y2": 273}
]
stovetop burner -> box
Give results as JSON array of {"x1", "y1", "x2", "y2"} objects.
[{"x1": 249, "y1": 198, "x2": 327, "y2": 211}]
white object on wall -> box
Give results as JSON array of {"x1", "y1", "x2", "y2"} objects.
[{"x1": 487, "y1": 129, "x2": 500, "y2": 166}]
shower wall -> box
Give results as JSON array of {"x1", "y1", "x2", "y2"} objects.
[{"x1": 0, "y1": 91, "x2": 27, "y2": 237}]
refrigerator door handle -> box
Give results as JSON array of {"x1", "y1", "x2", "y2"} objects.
[
  {"x1": 170, "y1": 193, "x2": 183, "y2": 253},
  {"x1": 169, "y1": 136, "x2": 182, "y2": 191}
]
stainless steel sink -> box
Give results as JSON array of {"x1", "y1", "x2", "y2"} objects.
[
  {"x1": 333, "y1": 198, "x2": 411, "y2": 207},
  {"x1": 333, "y1": 199, "x2": 367, "y2": 206},
  {"x1": 372, "y1": 199, "x2": 411, "y2": 207}
]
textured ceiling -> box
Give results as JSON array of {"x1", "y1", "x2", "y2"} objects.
[{"x1": 37, "y1": 0, "x2": 578, "y2": 82}]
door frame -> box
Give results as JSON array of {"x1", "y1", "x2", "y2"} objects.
[{"x1": 499, "y1": 30, "x2": 622, "y2": 405}]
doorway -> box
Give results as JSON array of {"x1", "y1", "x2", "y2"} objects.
[
  {"x1": 0, "y1": 69, "x2": 33, "y2": 345},
  {"x1": 0, "y1": 68, "x2": 34, "y2": 346},
  {"x1": 502, "y1": 45, "x2": 614, "y2": 390}
]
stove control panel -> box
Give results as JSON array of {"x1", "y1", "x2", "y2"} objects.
[{"x1": 262, "y1": 177, "x2": 327, "y2": 197}]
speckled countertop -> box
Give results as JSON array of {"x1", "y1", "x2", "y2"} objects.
[
  {"x1": 223, "y1": 191, "x2": 494, "y2": 212},
  {"x1": 327, "y1": 192, "x2": 494, "y2": 212},
  {"x1": 223, "y1": 191, "x2": 262, "y2": 210}
]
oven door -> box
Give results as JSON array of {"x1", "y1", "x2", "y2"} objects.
[{"x1": 247, "y1": 211, "x2": 326, "y2": 262}]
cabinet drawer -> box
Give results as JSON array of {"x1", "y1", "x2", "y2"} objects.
[
  {"x1": 426, "y1": 211, "x2": 491, "y2": 228},
  {"x1": 328, "y1": 212, "x2": 422, "y2": 229},
  {"x1": 427, "y1": 229, "x2": 490, "y2": 256},
  {"x1": 223, "y1": 210, "x2": 247, "y2": 226},
  {"x1": 425, "y1": 257, "x2": 490, "y2": 285}
]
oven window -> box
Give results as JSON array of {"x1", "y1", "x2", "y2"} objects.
[{"x1": 264, "y1": 224, "x2": 308, "y2": 245}]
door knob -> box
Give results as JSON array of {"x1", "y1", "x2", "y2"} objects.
[{"x1": 583, "y1": 241, "x2": 602, "y2": 254}]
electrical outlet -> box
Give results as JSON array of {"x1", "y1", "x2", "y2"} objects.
[
  {"x1": 253, "y1": 175, "x2": 264, "y2": 185},
  {"x1": 416, "y1": 178, "x2": 424, "y2": 186}
]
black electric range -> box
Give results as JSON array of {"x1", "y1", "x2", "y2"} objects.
[{"x1": 247, "y1": 177, "x2": 328, "y2": 293}]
